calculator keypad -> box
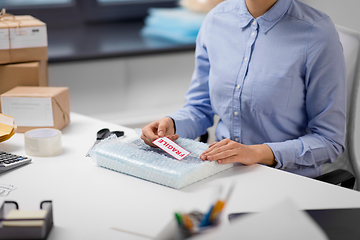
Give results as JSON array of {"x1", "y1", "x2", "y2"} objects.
[
  {"x1": 0, "y1": 152, "x2": 27, "y2": 165},
  {"x1": 0, "y1": 152, "x2": 31, "y2": 172}
]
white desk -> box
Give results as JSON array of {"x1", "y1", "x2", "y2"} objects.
[{"x1": 1, "y1": 113, "x2": 360, "y2": 240}]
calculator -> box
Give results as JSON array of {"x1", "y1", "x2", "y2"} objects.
[{"x1": 0, "y1": 151, "x2": 32, "y2": 173}]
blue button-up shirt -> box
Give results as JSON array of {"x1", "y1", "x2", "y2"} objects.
[{"x1": 170, "y1": 0, "x2": 346, "y2": 177}]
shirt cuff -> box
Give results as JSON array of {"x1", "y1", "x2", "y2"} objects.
[
  {"x1": 168, "y1": 113, "x2": 196, "y2": 139},
  {"x1": 264, "y1": 140, "x2": 301, "y2": 170}
]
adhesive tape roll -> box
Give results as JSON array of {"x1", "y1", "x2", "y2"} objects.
[{"x1": 25, "y1": 129, "x2": 62, "y2": 157}]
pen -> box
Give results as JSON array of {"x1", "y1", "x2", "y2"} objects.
[
  {"x1": 199, "y1": 205, "x2": 214, "y2": 227},
  {"x1": 209, "y1": 200, "x2": 225, "y2": 222},
  {"x1": 183, "y1": 214, "x2": 193, "y2": 231},
  {"x1": 175, "y1": 212, "x2": 184, "y2": 227},
  {"x1": 225, "y1": 182, "x2": 236, "y2": 202},
  {"x1": 210, "y1": 182, "x2": 236, "y2": 223}
]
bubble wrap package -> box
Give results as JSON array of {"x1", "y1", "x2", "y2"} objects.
[{"x1": 90, "y1": 136, "x2": 233, "y2": 189}]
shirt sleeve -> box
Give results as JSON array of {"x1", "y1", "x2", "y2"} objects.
[
  {"x1": 169, "y1": 13, "x2": 215, "y2": 139},
  {"x1": 265, "y1": 17, "x2": 346, "y2": 176}
]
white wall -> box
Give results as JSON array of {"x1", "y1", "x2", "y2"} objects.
[
  {"x1": 48, "y1": 52, "x2": 195, "y2": 128},
  {"x1": 302, "y1": 0, "x2": 360, "y2": 33}
]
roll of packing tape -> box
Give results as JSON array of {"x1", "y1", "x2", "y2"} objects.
[{"x1": 25, "y1": 129, "x2": 62, "y2": 157}]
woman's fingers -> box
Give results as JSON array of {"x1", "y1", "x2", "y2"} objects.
[
  {"x1": 201, "y1": 139, "x2": 233, "y2": 159},
  {"x1": 141, "y1": 117, "x2": 177, "y2": 147}
]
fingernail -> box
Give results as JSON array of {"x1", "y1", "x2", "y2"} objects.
[{"x1": 217, "y1": 160, "x2": 222, "y2": 164}]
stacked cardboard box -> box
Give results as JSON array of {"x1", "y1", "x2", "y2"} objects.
[
  {"x1": 1, "y1": 86, "x2": 70, "y2": 133},
  {"x1": 0, "y1": 12, "x2": 48, "y2": 95},
  {"x1": 0, "y1": 10, "x2": 48, "y2": 94},
  {"x1": 0, "y1": 14, "x2": 47, "y2": 64},
  {"x1": 0, "y1": 61, "x2": 48, "y2": 94},
  {"x1": 0, "y1": 12, "x2": 69, "y2": 132}
]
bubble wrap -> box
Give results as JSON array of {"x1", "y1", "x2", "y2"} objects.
[{"x1": 90, "y1": 136, "x2": 233, "y2": 189}]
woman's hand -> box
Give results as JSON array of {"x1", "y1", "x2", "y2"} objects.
[
  {"x1": 200, "y1": 139, "x2": 276, "y2": 166},
  {"x1": 141, "y1": 117, "x2": 179, "y2": 147}
]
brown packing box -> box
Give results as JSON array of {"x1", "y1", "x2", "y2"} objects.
[
  {"x1": 0, "y1": 61, "x2": 48, "y2": 93},
  {"x1": 0, "y1": 61, "x2": 48, "y2": 112},
  {"x1": 0, "y1": 15, "x2": 48, "y2": 64},
  {"x1": 0, "y1": 86, "x2": 70, "y2": 133}
]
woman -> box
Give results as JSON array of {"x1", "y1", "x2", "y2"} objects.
[{"x1": 141, "y1": 0, "x2": 346, "y2": 178}]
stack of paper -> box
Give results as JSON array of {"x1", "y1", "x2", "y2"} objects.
[
  {"x1": 0, "y1": 114, "x2": 15, "y2": 142},
  {"x1": 2, "y1": 210, "x2": 47, "y2": 227},
  {"x1": 141, "y1": 7, "x2": 206, "y2": 44}
]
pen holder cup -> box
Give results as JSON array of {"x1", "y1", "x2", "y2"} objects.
[{"x1": 155, "y1": 211, "x2": 219, "y2": 240}]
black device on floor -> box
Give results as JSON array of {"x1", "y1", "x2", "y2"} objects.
[{"x1": 229, "y1": 208, "x2": 360, "y2": 240}]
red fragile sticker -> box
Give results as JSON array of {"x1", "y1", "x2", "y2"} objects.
[{"x1": 152, "y1": 137, "x2": 190, "y2": 160}]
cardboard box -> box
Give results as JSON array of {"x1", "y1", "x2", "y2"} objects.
[
  {"x1": 0, "y1": 61, "x2": 48, "y2": 94},
  {"x1": 0, "y1": 14, "x2": 48, "y2": 64},
  {"x1": 0, "y1": 87, "x2": 70, "y2": 133},
  {"x1": 0, "y1": 61, "x2": 48, "y2": 112}
]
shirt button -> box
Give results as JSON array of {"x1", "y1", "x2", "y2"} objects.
[
  {"x1": 253, "y1": 20, "x2": 257, "y2": 25},
  {"x1": 234, "y1": 111, "x2": 238, "y2": 116},
  {"x1": 234, "y1": 138, "x2": 239, "y2": 142},
  {"x1": 236, "y1": 85, "x2": 240, "y2": 89},
  {"x1": 251, "y1": 32, "x2": 255, "y2": 36},
  {"x1": 244, "y1": 57, "x2": 248, "y2": 62}
]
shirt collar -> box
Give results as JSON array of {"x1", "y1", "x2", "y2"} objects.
[{"x1": 238, "y1": 0, "x2": 293, "y2": 33}]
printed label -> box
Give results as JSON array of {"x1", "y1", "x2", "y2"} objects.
[
  {"x1": 10, "y1": 26, "x2": 47, "y2": 49},
  {"x1": 0, "y1": 183, "x2": 16, "y2": 197},
  {"x1": 1, "y1": 97, "x2": 54, "y2": 127},
  {"x1": 152, "y1": 137, "x2": 190, "y2": 160},
  {"x1": 0, "y1": 29, "x2": 10, "y2": 50}
]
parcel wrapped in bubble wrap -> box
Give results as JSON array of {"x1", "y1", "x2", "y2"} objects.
[{"x1": 89, "y1": 135, "x2": 233, "y2": 189}]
